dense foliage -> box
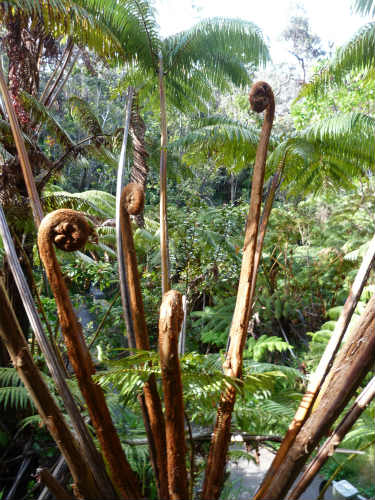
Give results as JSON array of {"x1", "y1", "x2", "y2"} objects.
[{"x1": 0, "y1": 0, "x2": 373, "y2": 498}]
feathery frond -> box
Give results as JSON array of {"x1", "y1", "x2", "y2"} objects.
[
  {"x1": 69, "y1": 96, "x2": 103, "y2": 137},
  {"x1": 298, "y1": 22, "x2": 375, "y2": 98},
  {"x1": 20, "y1": 92, "x2": 73, "y2": 149}
]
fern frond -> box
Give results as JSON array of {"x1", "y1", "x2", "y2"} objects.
[
  {"x1": 69, "y1": 96, "x2": 103, "y2": 136},
  {"x1": 298, "y1": 22, "x2": 375, "y2": 97},
  {"x1": 42, "y1": 191, "x2": 110, "y2": 217},
  {"x1": 20, "y1": 92, "x2": 73, "y2": 148},
  {"x1": 0, "y1": 367, "x2": 21, "y2": 387},
  {"x1": 0, "y1": 386, "x2": 34, "y2": 410}
]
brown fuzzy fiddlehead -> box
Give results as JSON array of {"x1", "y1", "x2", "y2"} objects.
[
  {"x1": 202, "y1": 82, "x2": 275, "y2": 500},
  {"x1": 47, "y1": 210, "x2": 91, "y2": 251},
  {"x1": 120, "y1": 184, "x2": 169, "y2": 500},
  {"x1": 249, "y1": 81, "x2": 274, "y2": 113},
  {"x1": 121, "y1": 182, "x2": 145, "y2": 216},
  {"x1": 38, "y1": 209, "x2": 142, "y2": 500}
]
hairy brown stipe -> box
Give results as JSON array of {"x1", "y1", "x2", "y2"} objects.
[
  {"x1": 202, "y1": 82, "x2": 275, "y2": 500},
  {"x1": 120, "y1": 184, "x2": 169, "y2": 500},
  {"x1": 38, "y1": 209, "x2": 142, "y2": 500},
  {"x1": 159, "y1": 290, "x2": 188, "y2": 500}
]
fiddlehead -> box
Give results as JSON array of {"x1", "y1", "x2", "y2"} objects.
[
  {"x1": 38, "y1": 209, "x2": 142, "y2": 500},
  {"x1": 46, "y1": 210, "x2": 91, "y2": 251},
  {"x1": 121, "y1": 183, "x2": 145, "y2": 216},
  {"x1": 120, "y1": 184, "x2": 169, "y2": 500},
  {"x1": 249, "y1": 81, "x2": 274, "y2": 114},
  {"x1": 202, "y1": 82, "x2": 275, "y2": 500}
]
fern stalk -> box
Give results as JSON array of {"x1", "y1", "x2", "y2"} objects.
[
  {"x1": 120, "y1": 184, "x2": 169, "y2": 500},
  {"x1": 159, "y1": 51, "x2": 171, "y2": 294},
  {"x1": 256, "y1": 295, "x2": 375, "y2": 499},
  {"x1": 289, "y1": 376, "x2": 375, "y2": 499},
  {"x1": 38, "y1": 209, "x2": 142, "y2": 499},
  {"x1": 0, "y1": 205, "x2": 116, "y2": 499},
  {"x1": 254, "y1": 233, "x2": 375, "y2": 499},
  {"x1": 202, "y1": 82, "x2": 275, "y2": 500},
  {"x1": 0, "y1": 279, "x2": 100, "y2": 499},
  {"x1": 116, "y1": 86, "x2": 136, "y2": 348}
]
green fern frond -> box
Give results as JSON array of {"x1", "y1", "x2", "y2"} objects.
[
  {"x1": 69, "y1": 96, "x2": 103, "y2": 136},
  {"x1": 245, "y1": 335, "x2": 292, "y2": 362},
  {"x1": 164, "y1": 17, "x2": 269, "y2": 86},
  {"x1": 298, "y1": 22, "x2": 375, "y2": 98},
  {"x1": 0, "y1": 386, "x2": 34, "y2": 410},
  {"x1": 20, "y1": 92, "x2": 73, "y2": 148},
  {"x1": 42, "y1": 191, "x2": 109, "y2": 217},
  {"x1": 18, "y1": 414, "x2": 42, "y2": 430},
  {"x1": 0, "y1": 367, "x2": 22, "y2": 387}
]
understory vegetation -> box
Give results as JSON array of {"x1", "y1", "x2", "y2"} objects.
[{"x1": 0, "y1": 0, "x2": 373, "y2": 499}]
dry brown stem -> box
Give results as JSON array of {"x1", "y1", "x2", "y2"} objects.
[
  {"x1": 120, "y1": 184, "x2": 169, "y2": 499},
  {"x1": 254, "y1": 233, "x2": 375, "y2": 499},
  {"x1": 288, "y1": 376, "x2": 375, "y2": 499},
  {"x1": 38, "y1": 209, "x2": 142, "y2": 500},
  {"x1": 36, "y1": 468, "x2": 76, "y2": 500},
  {"x1": 0, "y1": 279, "x2": 99, "y2": 500},
  {"x1": 202, "y1": 82, "x2": 275, "y2": 500},
  {"x1": 159, "y1": 290, "x2": 188, "y2": 500},
  {"x1": 258, "y1": 295, "x2": 375, "y2": 499}
]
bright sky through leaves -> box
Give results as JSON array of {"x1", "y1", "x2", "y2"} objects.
[{"x1": 155, "y1": 0, "x2": 372, "y2": 63}]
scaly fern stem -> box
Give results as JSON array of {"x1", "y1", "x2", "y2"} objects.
[
  {"x1": 120, "y1": 184, "x2": 169, "y2": 500},
  {"x1": 202, "y1": 82, "x2": 275, "y2": 500}
]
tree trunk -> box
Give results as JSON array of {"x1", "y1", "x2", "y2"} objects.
[{"x1": 256, "y1": 294, "x2": 375, "y2": 499}]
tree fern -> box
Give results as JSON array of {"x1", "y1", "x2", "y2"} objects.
[{"x1": 298, "y1": 22, "x2": 375, "y2": 98}]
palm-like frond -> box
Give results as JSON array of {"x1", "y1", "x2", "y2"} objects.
[
  {"x1": 299, "y1": 22, "x2": 375, "y2": 98},
  {"x1": 42, "y1": 190, "x2": 112, "y2": 217},
  {"x1": 163, "y1": 18, "x2": 269, "y2": 88},
  {"x1": 353, "y1": 0, "x2": 375, "y2": 17},
  {"x1": 71, "y1": 0, "x2": 160, "y2": 66},
  {"x1": 268, "y1": 111, "x2": 374, "y2": 194},
  {"x1": 20, "y1": 92, "x2": 73, "y2": 149},
  {"x1": 172, "y1": 115, "x2": 262, "y2": 170},
  {"x1": 69, "y1": 96, "x2": 103, "y2": 137}
]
